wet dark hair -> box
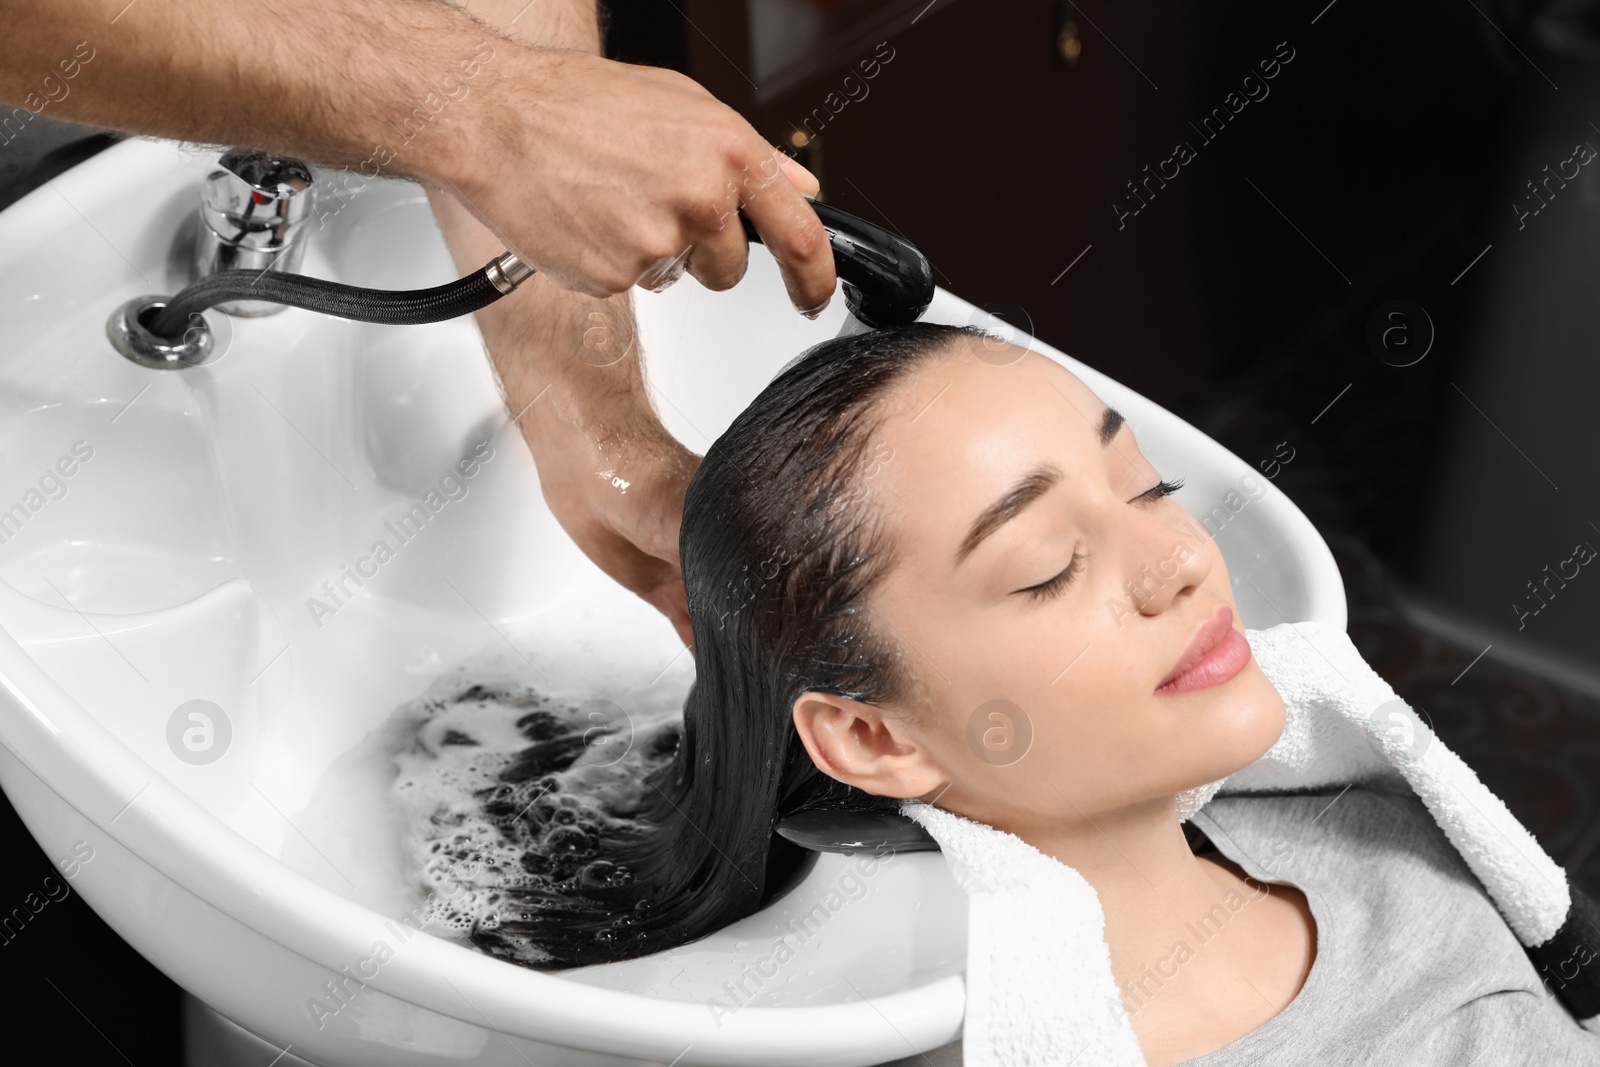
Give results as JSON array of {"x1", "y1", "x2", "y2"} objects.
[{"x1": 487, "y1": 321, "x2": 988, "y2": 968}]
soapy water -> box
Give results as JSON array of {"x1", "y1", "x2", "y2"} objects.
[{"x1": 384, "y1": 656, "x2": 689, "y2": 966}]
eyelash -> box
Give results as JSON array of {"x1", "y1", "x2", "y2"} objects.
[{"x1": 1018, "y1": 476, "x2": 1185, "y2": 601}]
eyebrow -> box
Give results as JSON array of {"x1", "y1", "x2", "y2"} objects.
[{"x1": 953, "y1": 405, "x2": 1126, "y2": 567}]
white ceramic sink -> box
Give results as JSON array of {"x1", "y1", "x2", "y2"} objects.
[{"x1": 0, "y1": 136, "x2": 1346, "y2": 1067}]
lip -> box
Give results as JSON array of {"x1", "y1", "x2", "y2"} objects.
[{"x1": 1154, "y1": 605, "x2": 1250, "y2": 695}]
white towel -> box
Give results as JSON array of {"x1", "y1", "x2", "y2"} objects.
[{"x1": 901, "y1": 619, "x2": 1588, "y2": 1066}]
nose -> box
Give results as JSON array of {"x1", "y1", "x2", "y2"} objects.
[{"x1": 1115, "y1": 505, "x2": 1214, "y2": 617}]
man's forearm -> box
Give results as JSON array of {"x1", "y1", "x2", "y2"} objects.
[
  {"x1": 426, "y1": 0, "x2": 697, "y2": 641},
  {"x1": 425, "y1": 0, "x2": 660, "y2": 459},
  {"x1": 427, "y1": 194, "x2": 655, "y2": 453},
  {"x1": 0, "y1": 0, "x2": 498, "y2": 194},
  {"x1": 458, "y1": 0, "x2": 602, "y2": 53}
]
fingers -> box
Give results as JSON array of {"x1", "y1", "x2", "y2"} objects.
[
  {"x1": 636, "y1": 178, "x2": 749, "y2": 294},
  {"x1": 775, "y1": 152, "x2": 821, "y2": 197},
  {"x1": 684, "y1": 218, "x2": 751, "y2": 293},
  {"x1": 682, "y1": 176, "x2": 751, "y2": 292},
  {"x1": 666, "y1": 586, "x2": 694, "y2": 652},
  {"x1": 637, "y1": 246, "x2": 693, "y2": 293},
  {"x1": 632, "y1": 566, "x2": 694, "y2": 651},
  {"x1": 738, "y1": 144, "x2": 837, "y2": 316}
]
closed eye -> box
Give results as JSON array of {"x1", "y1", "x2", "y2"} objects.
[
  {"x1": 1018, "y1": 550, "x2": 1085, "y2": 601},
  {"x1": 1013, "y1": 475, "x2": 1184, "y2": 601},
  {"x1": 1140, "y1": 476, "x2": 1184, "y2": 504}
]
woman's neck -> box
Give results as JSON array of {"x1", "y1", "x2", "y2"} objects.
[
  {"x1": 1003, "y1": 795, "x2": 1311, "y2": 1060},
  {"x1": 1010, "y1": 795, "x2": 1235, "y2": 975}
]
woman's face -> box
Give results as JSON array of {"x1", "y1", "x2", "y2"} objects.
[{"x1": 850, "y1": 337, "x2": 1287, "y2": 837}]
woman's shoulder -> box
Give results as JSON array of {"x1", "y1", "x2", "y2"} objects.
[
  {"x1": 1191, "y1": 783, "x2": 1446, "y2": 856},
  {"x1": 1195, "y1": 781, "x2": 1427, "y2": 831},
  {"x1": 1189, "y1": 783, "x2": 1471, "y2": 885}
]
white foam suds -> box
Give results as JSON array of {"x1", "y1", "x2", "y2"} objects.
[
  {"x1": 297, "y1": 580, "x2": 696, "y2": 965},
  {"x1": 387, "y1": 669, "x2": 684, "y2": 961}
]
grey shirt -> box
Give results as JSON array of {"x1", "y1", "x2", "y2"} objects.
[
  {"x1": 1177, "y1": 784, "x2": 1600, "y2": 1065},
  {"x1": 876, "y1": 785, "x2": 1600, "y2": 1067}
]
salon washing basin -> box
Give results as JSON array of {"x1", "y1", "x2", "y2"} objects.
[{"x1": 0, "y1": 136, "x2": 1347, "y2": 1066}]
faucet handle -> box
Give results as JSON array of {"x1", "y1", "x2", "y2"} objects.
[{"x1": 215, "y1": 149, "x2": 315, "y2": 198}]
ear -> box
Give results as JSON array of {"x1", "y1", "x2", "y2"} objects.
[{"x1": 791, "y1": 691, "x2": 948, "y2": 800}]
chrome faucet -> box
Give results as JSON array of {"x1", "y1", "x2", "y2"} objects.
[
  {"x1": 191, "y1": 149, "x2": 317, "y2": 314},
  {"x1": 107, "y1": 148, "x2": 319, "y2": 367}
]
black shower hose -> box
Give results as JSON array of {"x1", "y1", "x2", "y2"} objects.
[
  {"x1": 144, "y1": 260, "x2": 506, "y2": 340},
  {"x1": 141, "y1": 203, "x2": 935, "y2": 340}
]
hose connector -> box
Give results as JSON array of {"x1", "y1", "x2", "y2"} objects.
[{"x1": 484, "y1": 251, "x2": 535, "y2": 294}]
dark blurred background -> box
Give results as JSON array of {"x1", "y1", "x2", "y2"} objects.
[{"x1": 7, "y1": 0, "x2": 1600, "y2": 1061}]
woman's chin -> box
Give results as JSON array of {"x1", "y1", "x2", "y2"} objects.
[{"x1": 1175, "y1": 667, "x2": 1288, "y2": 781}]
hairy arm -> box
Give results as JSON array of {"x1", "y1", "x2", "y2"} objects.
[
  {"x1": 0, "y1": 0, "x2": 832, "y2": 306},
  {"x1": 0, "y1": 0, "x2": 492, "y2": 187},
  {"x1": 424, "y1": 0, "x2": 704, "y2": 649}
]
